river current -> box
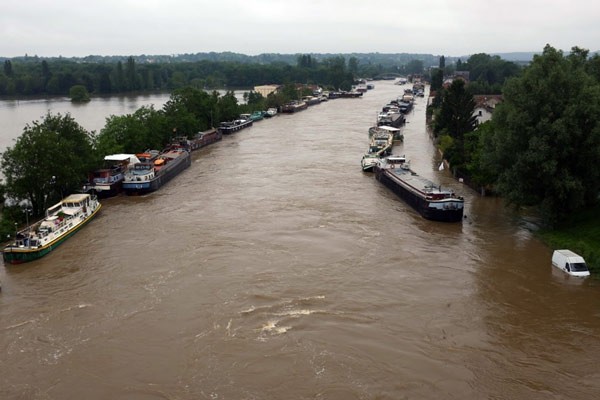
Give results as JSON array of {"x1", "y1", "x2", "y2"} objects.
[{"x1": 1, "y1": 81, "x2": 599, "y2": 399}]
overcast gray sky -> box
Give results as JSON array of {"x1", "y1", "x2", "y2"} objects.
[{"x1": 1, "y1": 0, "x2": 598, "y2": 58}]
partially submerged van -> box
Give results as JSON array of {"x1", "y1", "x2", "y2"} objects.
[{"x1": 552, "y1": 249, "x2": 590, "y2": 277}]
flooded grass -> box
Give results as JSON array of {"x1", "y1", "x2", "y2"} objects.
[{"x1": 538, "y1": 204, "x2": 600, "y2": 273}]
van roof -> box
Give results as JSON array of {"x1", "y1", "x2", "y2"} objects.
[{"x1": 555, "y1": 249, "x2": 583, "y2": 258}]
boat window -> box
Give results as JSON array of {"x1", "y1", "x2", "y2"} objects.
[{"x1": 570, "y1": 262, "x2": 589, "y2": 272}]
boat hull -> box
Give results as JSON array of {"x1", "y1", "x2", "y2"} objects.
[
  {"x1": 88, "y1": 181, "x2": 123, "y2": 198},
  {"x1": 123, "y1": 151, "x2": 191, "y2": 195},
  {"x1": 218, "y1": 119, "x2": 253, "y2": 134},
  {"x1": 375, "y1": 167, "x2": 464, "y2": 222},
  {"x1": 280, "y1": 101, "x2": 308, "y2": 113}
]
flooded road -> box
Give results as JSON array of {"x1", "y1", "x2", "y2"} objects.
[{"x1": 1, "y1": 81, "x2": 600, "y2": 399}]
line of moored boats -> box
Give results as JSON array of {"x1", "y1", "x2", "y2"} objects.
[
  {"x1": 361, "y1": 80, "x2": 465, "y2": 223},
  {"x1": 1, "y1": 86, "x2": 367, "y2": 265}
]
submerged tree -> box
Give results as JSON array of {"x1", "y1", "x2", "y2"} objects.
[{"x1": 69, "y1": 84, "x2": 90, "y2": 102}]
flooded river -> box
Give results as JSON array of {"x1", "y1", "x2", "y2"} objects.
[{"x1": 1, "y1": 81, "x2": 600, "y2": 399}]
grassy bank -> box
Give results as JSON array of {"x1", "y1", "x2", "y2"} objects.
[{"x1": 538, "y1": 204, "x2": 600, "y2": 274}]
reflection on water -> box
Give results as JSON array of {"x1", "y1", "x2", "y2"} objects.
[{"x1": 1, "y1": 81, "x2": 600, "y2": 399}]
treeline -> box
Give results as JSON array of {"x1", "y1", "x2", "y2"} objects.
[
  {"x1": 430, "y1": 53, "x2": 522, "y2": 95},
  {"x1": 0, "y1": 52, "x2": 437, "y2": 98},
  {"x1": 430, "y1": 45, "x2": 600, "y2": 228}
]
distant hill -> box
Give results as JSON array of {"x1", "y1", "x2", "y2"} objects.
[
  {"x1": 0, "y1": 52, "x2": 445, "y2": 67},
  {"x1": 479, "y1": 50, "x2": 599, "y2": 63},
  {"x1": 4, "y1": 50, "x2": 596, "y2": 67}
]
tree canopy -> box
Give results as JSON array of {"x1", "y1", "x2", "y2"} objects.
[
  {"x1": 1, "y1": 113, "x2": 96, "y2": 216},
  {"x1": 69, "y1": 84, "x2": 90, "y2": 102},
  {"x1": 481, "y1": 45, "x2": 600, "y2": 224},
  {"x1": 0, "y1": 53, "x2": 433, "y2": 97}
]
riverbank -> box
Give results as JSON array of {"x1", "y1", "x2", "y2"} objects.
[{"x1": 537, "y1": 204, "x2": 600, "y2": 274}]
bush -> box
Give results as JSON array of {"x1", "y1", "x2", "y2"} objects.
[{"x1": 69, "y1": 85, "x2": 90, "y2": 102}]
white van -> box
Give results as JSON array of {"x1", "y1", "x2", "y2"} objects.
[{"x1": 552, "y1": 249, "x2": 590, "y2": 277}]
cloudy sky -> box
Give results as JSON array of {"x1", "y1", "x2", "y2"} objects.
[{"x1": 1, "y1": 0, "x2": 598, "y2": 58}]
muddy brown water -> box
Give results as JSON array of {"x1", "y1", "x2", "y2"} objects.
[{"x1": 1, "y1": 81, "x2": 600, "y2": 399}]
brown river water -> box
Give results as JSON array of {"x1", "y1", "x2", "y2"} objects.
[{"x1": 1, "y1": 81, "x2": 600, "y2": 399}]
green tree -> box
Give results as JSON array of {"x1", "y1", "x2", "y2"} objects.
[
  {"x1": 430, "y1": 68, "x2": 443, "y2": 92},
  {"x1": 216, "y1": 91, "x2": 240, "y2": 122},
  {"x1": 1, "y1": 113, "x2": 96, "y2": 216},
  {"x1": 162, "y1": 87, "x2": 216, "y2": 135},
  {"x1": 41, "y1": 60, "x2": 51, "y2": 87},
  {"x1": 434, "y1": 79, "x2": 477, "y2": 166},
  {"x1": 126, "y1": 56, "x2": 138, "y2": 90},
  {"x1": 69, "y1": 84, "x2": 90, "y2": 102},
  {"x1": 96, "y1": 106, "x2": 168, "y2": 156},
  {"x1": 348, "y1": 57, "x2": 359, "y2": 76},
  {"x1": 4, "y1": 60, "x2": 13, "y2": 76},
  {"x1": 482, "y1": 45, "x2": 600, "y2": 224},
  {"x1": 297, "y1": 54, "x2": 314, "y2": 69},
  {"x1": 462, "y1": 53, "x2": 520, "y2": 93},
  {"x1": 405, "y1": 59, "x2": 424, "y2": 75},
  {"x1": 114, "y1": 61, "x2": 125, "y2": 92}
]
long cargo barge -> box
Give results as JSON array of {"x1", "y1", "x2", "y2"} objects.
[
  {"x1": 171, "y1": 128, "x2": 222, "y2": 152},
  {"x1": 122, "y1": 148, "x2": 191, "y2": 195},
  {"x1": 375, "y1": 158, "x2": 464, "y2": 222}
]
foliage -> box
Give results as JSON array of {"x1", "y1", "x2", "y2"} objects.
[
  {"x1": 241, "y1": 91, "x2": 266, "y2": 113},
  {"x1": 0, "y1": 113, "x2": 96, "y2": 217},
  {"x1": 433, "y1": 79, "x2": 477, "y2": 166},
  {"x1": 437, "y1": 134, "x2": 454, "y2": 155},
  {"x1": 538, "y1": 203, "x2": 600, "y2": 273},
  {"x1": 404, "y1": 59, "x2": 424, "y2": 75},
  {"x1": 481, "y1": 45, "x2": 600, "y2": 225},
  {"x1": 463, "y1": 122, "x2": 497, "y2": 187},
  {"x1": 461, "y1": 53, "x2": 521, "y2": 94},
  {"x1": 0, "y1": 53, "x2": 436, "y2": 97},
  {"x1": 69, "y1": 84, "x2": 90, "y2": 102},
  {"x1": 430, "y1": 68, "x2": 443, "y2": 92},
  {"x1": 163, "y1": 87, "x2": 218, "y2": 135},
  {"x1": 96, "y1": 106, "x2": 169, "y2": 155},
  {"x1": 216, "y1": 91, "x2": 240, "y2": 122},
  {"x1": 462, "y1": 53, "x2": 521, "y2": 86}
]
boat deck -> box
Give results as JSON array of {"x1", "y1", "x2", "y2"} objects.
[{"x1": 384, "y1": 165, "x2": 458, "y2": 199}]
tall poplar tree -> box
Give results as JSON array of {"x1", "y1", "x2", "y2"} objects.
[{"x1": 434, "y1": 79, "x2": 477, "y2": 166}]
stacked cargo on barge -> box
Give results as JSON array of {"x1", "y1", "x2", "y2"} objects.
[{"x1": 374, "y1": 157, "x2": 464, "y2": 222}]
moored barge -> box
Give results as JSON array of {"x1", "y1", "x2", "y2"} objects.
[
  {"x1": 84, "y1": 154, "x2": 140, "y2": 198},
  {"x1": 122, "y1": 148, "x2": 191, "y2": 195},
  {"x1": 2, "y1": 193, "x2": 102, "y2": 264},
  {"x1": 171, "y1": 128, "x2": 222, "y2": 151},
  {"x1": 218, "y1": 118, "x2": 253, "y2": 134},
  {"x1": 280, "y1": 100, "x2": 308, "y2": 113},
  {"x1": 375, "y1": 158, "x2": 464, "y2": 222}
]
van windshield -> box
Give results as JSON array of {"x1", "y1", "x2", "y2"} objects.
[{"x1": 571, "y1": 262, "x2": 589, "y2": 272}]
